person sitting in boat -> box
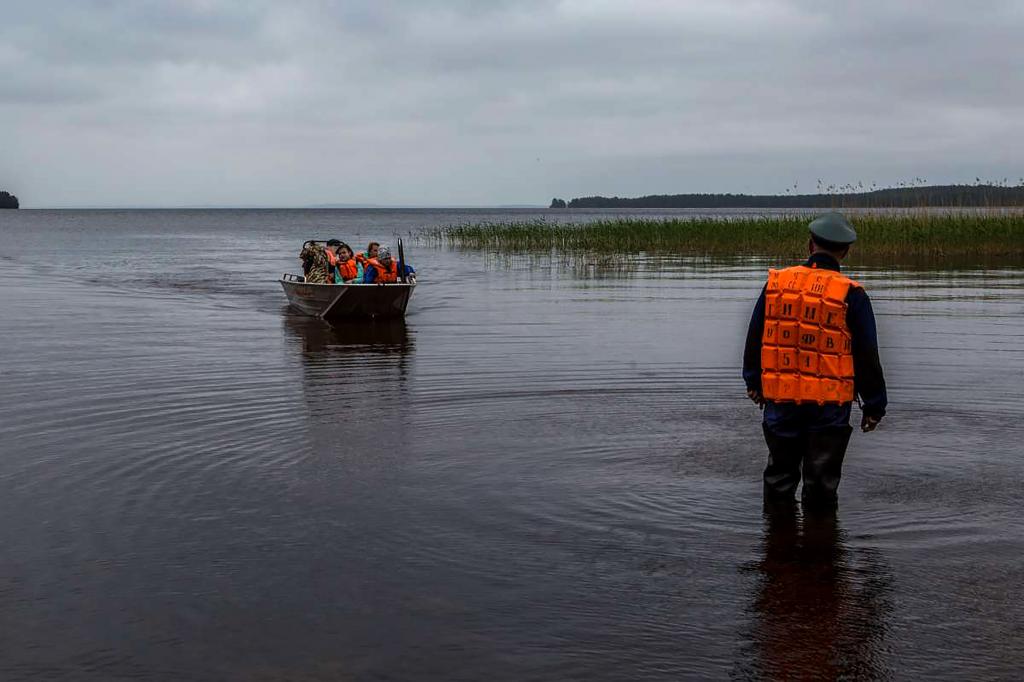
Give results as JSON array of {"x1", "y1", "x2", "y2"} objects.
[
  {"x1": 324, "y1": 239, "x2": 343, "y2": 283},
  {"x1": 334, "y1": 242, "x2": 361, "y2": 283},
  {"x1": 356, "y1": 241, "x2": 380, "y2": 267},
  {"x1": 299, "y1": 241, "x2": 331, "y2": 284},
  {"x1": 363, "y1": 246, "x2": 415, "y2": 284}
]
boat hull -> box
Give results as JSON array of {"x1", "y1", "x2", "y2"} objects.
[{"x1": 279, "y1": 276, "x2": 414, "y2": 319}]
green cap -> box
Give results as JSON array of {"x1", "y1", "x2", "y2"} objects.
[{"x1": 808, "y1": 212, "x2": 857, "y2": 246}]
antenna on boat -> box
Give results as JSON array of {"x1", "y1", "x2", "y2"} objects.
[{"x1": 398, "y1": 238, "x2": 408, "y2": 284}]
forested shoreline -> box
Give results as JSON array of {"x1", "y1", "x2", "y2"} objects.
[
  {"x1": 0, "y1": 191, "x2": 19, "y2": 209},
  {"x1": 551, "y1": 184, "x2": 1024, "y2": 209}
]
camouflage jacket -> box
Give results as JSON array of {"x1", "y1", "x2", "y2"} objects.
[{"x1": 300, "y1": 242, "x2": 331, "y2": 284}]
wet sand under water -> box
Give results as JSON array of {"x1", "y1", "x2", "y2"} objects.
[{"x1": 0, "y1": 209, "x2": 1022, "y2": 680}]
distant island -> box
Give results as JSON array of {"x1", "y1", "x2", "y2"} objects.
[
  {"x1": 550, "y1": 184, "x2": 1024, "y2": 209},
  {"x1": 0, "y1": 191, "x2": 18, "y2": 209}
]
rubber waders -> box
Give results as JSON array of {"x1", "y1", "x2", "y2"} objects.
[
  {"x1": 762, "y1": 424, "x2": 804, "y2": 501},
  {"x1": 801, "y1": 426, "x2": 853, "y2": 509},
  {"x1": 761, "y1": 424, "x2": 854, "y2": 508}
]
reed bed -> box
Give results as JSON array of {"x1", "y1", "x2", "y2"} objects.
[{"x1": 427, "y1": 213, "x2": 1024, "y2": 261}]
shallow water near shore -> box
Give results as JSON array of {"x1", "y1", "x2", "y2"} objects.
[{"x1": 1, "y1": 208, "x2": 1022, "y2": 680}]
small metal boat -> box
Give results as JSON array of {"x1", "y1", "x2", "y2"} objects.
[
  {"x1": 279, "y1": 277, "x2": 415, "y2": 320},
  {"x1": 279, "y1": 237, "x2": 415, "y2": 320}
]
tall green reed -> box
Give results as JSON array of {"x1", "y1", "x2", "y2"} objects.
[{"x1": 425, "y1": 213, "x2": 1024, "y2": 262}]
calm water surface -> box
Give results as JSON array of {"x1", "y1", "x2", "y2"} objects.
[{"x1": 0, "y1": 209, "x2": 1022, "y2": 680}]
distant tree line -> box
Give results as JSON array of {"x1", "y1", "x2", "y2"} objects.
[
  {"x1": 0, "y1": 191, "x2": 17, "y2": 209},
  {"x1": 562, "y1": 185, "x2": 1024, "y2": 209}
]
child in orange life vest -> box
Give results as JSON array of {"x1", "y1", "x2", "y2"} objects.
[
  {"x1": 324, "y1": 239, "x2": 343, "y2": 283},
  {"x1": 363, "y1": 246, "x2": 415, "y2": 284},
  {"x1": 335, "y1": 243, "x2": 360, "y2": 283},
  {"x1": 355, "y1": 241, "x2": 380, "y2": 267}
]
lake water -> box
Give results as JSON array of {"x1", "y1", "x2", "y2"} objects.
[{"x1": 1, "y1": 209, "x2": 1022, "y2": 680}]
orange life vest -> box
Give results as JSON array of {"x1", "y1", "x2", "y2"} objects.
[
  {"x1": 339, "y1": 258, "x2": 359, "y2": 282},
  {"x1": 761, "y1": 264, "x2": 859, "y2": 404},
  {"x1": 323, "y1": 249, "x2": 346, "y2": 283},
  {"x1": 367, "y1": 258, "x2": 398, "y2": 283}
]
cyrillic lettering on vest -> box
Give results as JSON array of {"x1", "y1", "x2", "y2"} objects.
[{"x1": 761, "y1": 265, "x2": 858, "y2": 404}]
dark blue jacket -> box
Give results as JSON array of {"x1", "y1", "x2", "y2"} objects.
[{"x1": 742, "y1": 253, "x2": 887, "y2": 419}]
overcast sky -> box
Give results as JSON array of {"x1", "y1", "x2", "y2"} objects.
[{"x1": 2, "y1": 1, "x2": 1023, "y2": 207}]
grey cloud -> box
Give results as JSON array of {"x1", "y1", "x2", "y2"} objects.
[{"x1": 1, "y1": 1, "x2": 1022, "y2": 206}]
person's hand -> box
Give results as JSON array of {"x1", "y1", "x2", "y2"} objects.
[
  {"x1": 861, "y1": 414, "x2": 881, "y2": 432},
  {"x1": 747, "y1": 389, "x2": 765, "y2": 409}
]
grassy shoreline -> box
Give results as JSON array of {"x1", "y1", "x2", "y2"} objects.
[{"x1": 426, "y1": 214, "x2": 1024, "y2": 262}]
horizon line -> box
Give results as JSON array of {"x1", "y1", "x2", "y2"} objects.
[{"x1": 11, "y1": 203, "x2": 549, "y2": 210}]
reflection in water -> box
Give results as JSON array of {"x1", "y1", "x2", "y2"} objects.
[
  {"x1": 476, "y1": 249, "x2": 1024, "y2": 282},
  {"x1": 282, "y1": 313, "x2": 412, "y2": 354},
  {"x1": 281, "y1": 313, "x2": 414, "y2": 459},
  {"x1": 743, "y1": 508, "x2": 893, "y2": 680}
]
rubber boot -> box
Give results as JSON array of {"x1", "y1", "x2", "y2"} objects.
[
  {"x1": 762, "y1": 424, "x2": 805, "y2": 504},
  {"x1": 801, "y1": 426, "x2": 853, "y2": 510}
]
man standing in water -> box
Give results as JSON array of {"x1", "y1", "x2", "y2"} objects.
[{"x1": 743, "y1": 213, "x2": 887, "y2": 509}]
